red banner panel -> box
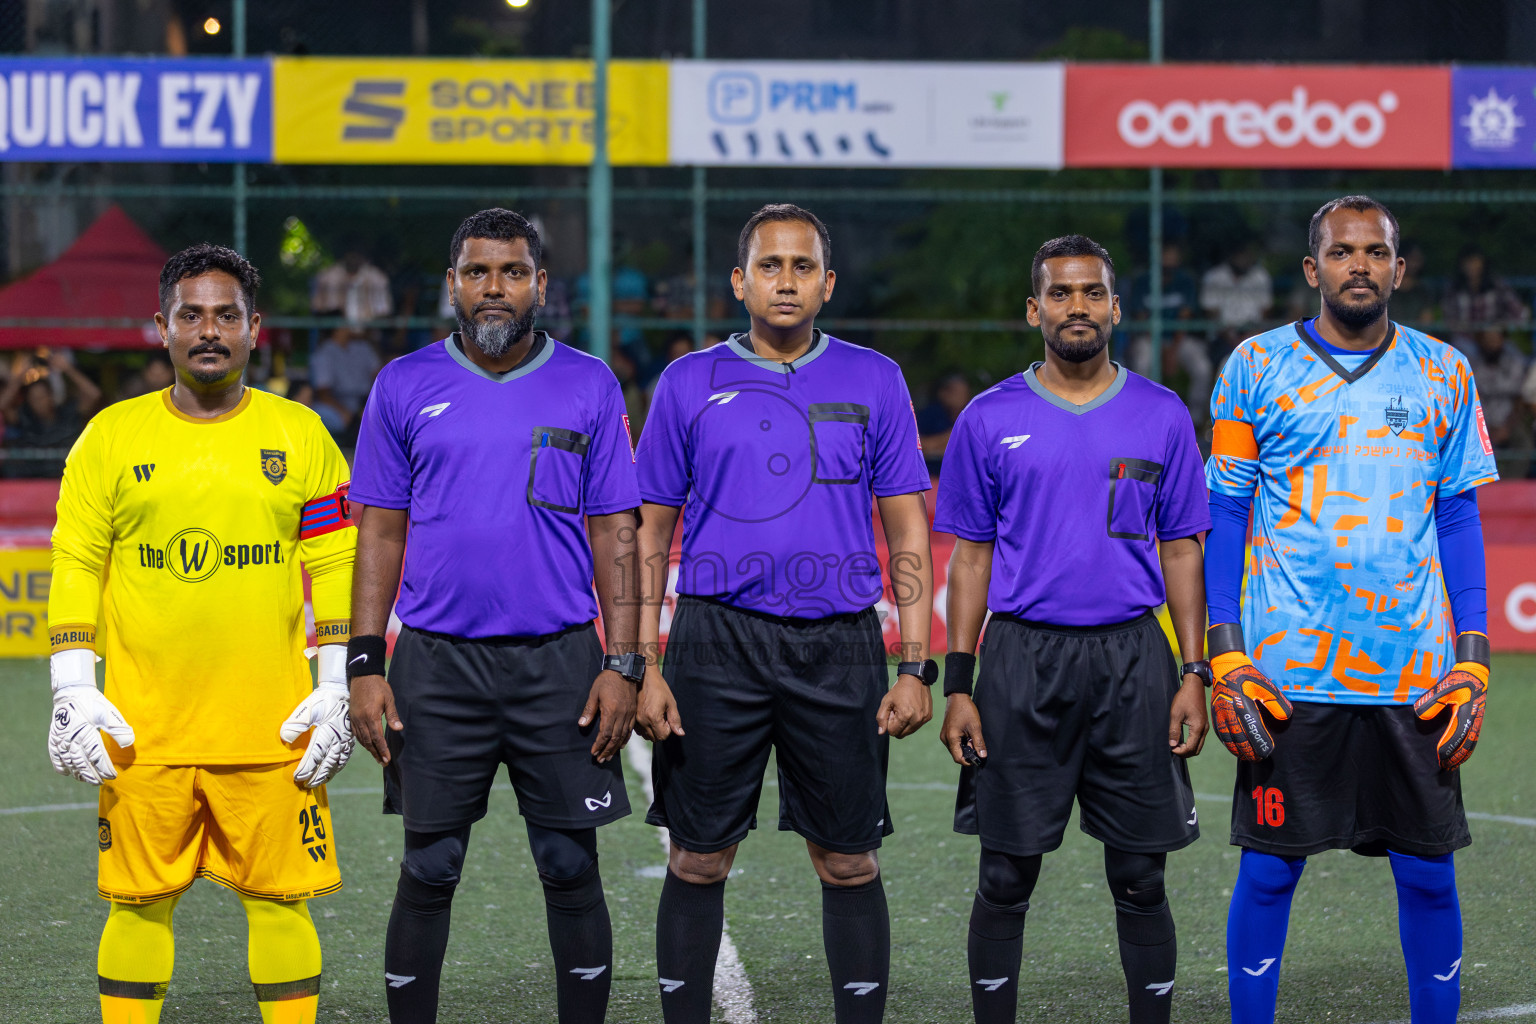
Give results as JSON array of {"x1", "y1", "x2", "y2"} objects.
[
  {"x1": 1065, "y1": 64, "x2": 1451, "y2": 169},
  {"x1": 1488, "y1": 544, "x2": 1536, "y2": 653}
]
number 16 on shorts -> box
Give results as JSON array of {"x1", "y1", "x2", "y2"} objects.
[{"x1": 1251, "y1": 786, "x2": 1285, "y2": 827}]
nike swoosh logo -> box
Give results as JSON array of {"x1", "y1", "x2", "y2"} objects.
[{"x1": 349, "y1": 654, "x2": 368, "y2": 666}]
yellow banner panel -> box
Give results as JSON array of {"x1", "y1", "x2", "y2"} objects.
[
  {"x1": 273, "y1": 57, "x2": 667, "y2": 165},
  {"x1": 0, "y1": 547, "x2": 53, "y2": 657}
]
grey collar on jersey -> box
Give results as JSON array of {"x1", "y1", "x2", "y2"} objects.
[
  {"x1": 1023, "y1": 360, "x2": 1127, "y2": 415},
  {"x1": 726, "y1": 329, "x2": 830, "y2": 374},
  {"x1": 1293, "y1": 320, "x2": 1397, "y2": 384},
  {"x1": 446, "y1": 330, "x2": 554, "y2": 382}
]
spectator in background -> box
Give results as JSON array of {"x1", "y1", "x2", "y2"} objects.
[
  {"x1": 311, "y1": 244, "x2": 394, "y2": 325},
  {"x1": 309, "y1": 326, "x2": 382, "y2": 443},
  {"x1": 661, "y1": 332, "x2": 694, "y2": 366},
  {"x1": 1446, "y1": 245, "x2": 1529, "y2": 355},
  {"x1": 916, "y1": 371, "x2": 971, "y2": 476},
  {"x1": 1468, "y1": 327, "x2": 1531, "y2": 475},
  {"x1": 1523, "y1": 361, "x2": 1536, "y2": 478},
  {"x1": 1, "y1": 349, "x2": 100, "y2": 477},
  {"x1": 118, "y1": 352, "x2": 175, "y2": 400},
  {"x1": 1125, "y1": 241, "x2": 1212, "y2": 424},
  {"x1": 1201, "y1": 237, "x2": 1273, "y2": 368},
  {"x1": 1389, "y1": 242, "x2": 1438, "y2": 330},
  {"x1": 611, "y1": 342, "x2": 648, "y2": 440}
]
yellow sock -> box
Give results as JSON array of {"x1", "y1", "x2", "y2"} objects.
[
  {"x1": 97, "y1": 897, "x2": 178, "y2": 1024},
  {"x1": 241, "y1": 896, "x2": 322, "y2": 1024}
]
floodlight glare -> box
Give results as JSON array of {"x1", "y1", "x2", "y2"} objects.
[
  {"x1": 507, "y1": 0, "x2": 531, "y2": 7},
  {"x1": 203, "y1": 16, "x2": 221, "y2": 34}
]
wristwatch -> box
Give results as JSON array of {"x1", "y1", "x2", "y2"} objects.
[
  {"x1": 603, "y1": 652, "x2": 647, "y2": 685},
  {"x1": 1181, "y1": 660, "x2": 1214, "y2": 687},
  {"x1": 897, "y1": 659, "x2": 940, "y2": 686}
]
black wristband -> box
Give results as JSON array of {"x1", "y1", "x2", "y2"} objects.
[
  {"x1": 943, "y1": 651, "x2": 977, "y2": 697},
  {"x1": 345, "y1": 634, "x2": 388, "y2": 680},
  {"x1": 1207, "y1": 623, "x2": 1246, "y2": 657},
  {"x1": 1455, "y1": 631, "x2": 1491, "y2": 668}
]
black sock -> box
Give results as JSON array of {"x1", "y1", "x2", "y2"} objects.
[
  {"x1": 655, "y1": 870, "x2": 726, "y2": 1024},
  {"x1": 541, "y1": 861, "x2": 612, "y2": 1024},
  {"x1": 821, "y1": 877, "x2": 890, "y2": 1024},
  {"x1": 1116, "y1": 900, "x2": 1177, "y2": 1024},
  {"x1": 384, "y1": 867, "x2": 456, "y2": 1024},
  {"x1": 967, "y1": 893, "x2": 1029, "y2": 1024}
]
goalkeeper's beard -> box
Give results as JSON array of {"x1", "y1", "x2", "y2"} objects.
[
  {"x1": 1043, "y1": 318, "x2": 1110, "y2": 363},
  {"x1": 456, "y1": 299, "x2": 538, "y2": 359},
  {"x1": 1321, "y1": 277, "x2": 1391, "y2": 331}
]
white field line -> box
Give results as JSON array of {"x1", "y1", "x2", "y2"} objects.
[
  {"x1": 1373, "y1": 1003, "x2": 1536, "y2": 1023},
  {"x1": 625, "y1": 741, "x2": 757, "y2": 1024},
  {"x1": 11, "y1": 784, "x2": 1534, "y2": 833},
  {"x1": 1192, "y1": 790, "x2": 1536, "y2": 828}
]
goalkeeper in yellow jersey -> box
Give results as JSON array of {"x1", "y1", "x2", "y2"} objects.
[{"x1": 47, "y1": 244, "x2": 358, "y2": 1024}]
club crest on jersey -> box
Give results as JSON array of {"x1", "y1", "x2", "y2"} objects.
[
  {"x1": 1385, "y1": 396, "x2": 1409, "y2": 436},
  {"x1": 260, "y1": 449, "x2": 287, "y2": 485},
  {"x1": 98, "y1": 817, "x2": 112, "y2": 851}
]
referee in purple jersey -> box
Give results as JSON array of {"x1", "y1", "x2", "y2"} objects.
[
  {"x1": 935, "y1": 235, "x2": 1211, "y2": 1024},
  {"x1": 346, "y1": 209, "x2": 643, "y2": 1024},
  {"x1": 634, "y1": 205, "x2": 935, "y2": 1024}
]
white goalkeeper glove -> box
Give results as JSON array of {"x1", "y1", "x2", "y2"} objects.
[
  {"x1": 280, "y1": 645, "x2": 354, "y2": 788},
  {"x1": 48, "y1": 647, "x2": 134, "y2": 786}
]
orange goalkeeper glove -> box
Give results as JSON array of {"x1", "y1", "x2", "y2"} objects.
[
  {"x1": 1412, "y1": 631, "x2": 1489, "y2": 771},
  {"x1": 1208, "y1": 624, "x2": 1293, "y2": 762}
]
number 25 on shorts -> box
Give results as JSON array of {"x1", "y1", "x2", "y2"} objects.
[{"x1": 1252, "y1": 785, "x2": 1285, "y2": 827}]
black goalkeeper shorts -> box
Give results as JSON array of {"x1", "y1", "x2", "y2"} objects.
[
  {"x1": 383, "y1": 622, "x2": 630, "y2": 833},
  {"x1": 1231, "y1": 701, "x2": 1470, "y2": 858},
  {"x1": 954, "y1": 612, "x2": 1199, "y2": 858},
  {"x1": 646, "y1": 596, "x2": 893, "y2": 855}
]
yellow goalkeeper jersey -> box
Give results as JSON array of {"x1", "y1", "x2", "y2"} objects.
[{"x1": 49, "y1": 387, "x2": 356, "y2": 766}]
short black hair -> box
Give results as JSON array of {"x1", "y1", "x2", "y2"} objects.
[
  {"x1": 1308, "y1": 195, "x2": 1400, "y2": 257},
  {"x1": 1030, "y1": 235, "x2": 1115, "y2": 296},
  {"x1": 158, "y1": 243, "x2": 260, "y2": 316},
  {"x1": 450, "y1": 208, "x2": 543, "y2": 269},
  {"x1": 736, "y1": 204, "x2": 832, "y2": 270}
]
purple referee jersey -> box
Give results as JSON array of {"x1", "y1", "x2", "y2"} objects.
[
  {"x1": 638, "y1": 331, "x2": 930, "y2": 618},
  {"x1": 934, "y1": 363, "x2": 1210, "y2": 627},
  {"x1": 349, "y1": 333, "x2": 640, "y2": 638}
]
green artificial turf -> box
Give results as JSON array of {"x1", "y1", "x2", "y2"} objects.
[{"x1": 2, "y1": 656, "x2": 1532, "y2": 1022}]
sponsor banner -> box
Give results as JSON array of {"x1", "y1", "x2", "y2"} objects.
[
  {"x1": 1452, "y1": 66, "x2": 1536, "y2": 168},
  {"x1": 272, "y1": 57, "x2": 668, "y2": 165},
  {"x1": 0, "y1": 547, "x2": 52, "y2": 657},
  {"x1": 669, "y1": 61, "x2": 1064, "y2": 168},
  {"x1": 0, "y1": 58, "x2": 271, "y2": 162},
  {"x1": 1488, "y1": 544, "x2": 1536, "y2": 653},
  {"x1": 1064, "y1": 64, "x2": 1450, "y2": 169}
]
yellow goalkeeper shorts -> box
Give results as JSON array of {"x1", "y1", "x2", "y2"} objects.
[{"x1": 95, "y1": 761, "x2": 341, "y2": 904}]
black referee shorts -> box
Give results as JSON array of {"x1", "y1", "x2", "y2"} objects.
[
  {"x1": 1231, "y1": 701, "x2": 1470, "y2": 858},
  {"x1": 383, "y1": 622, "x2": 630, "y2": 834},
  {"x1": 954, "y1": 612, "x2": 1199, "y2": 858},
  {"x1": 647, "y1": 596, "x2": 893, "y2": 855}
]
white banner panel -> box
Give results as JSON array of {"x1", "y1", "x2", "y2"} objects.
[{"x1": 668, "y1": 61, "x2": 1064, "y2": 168}]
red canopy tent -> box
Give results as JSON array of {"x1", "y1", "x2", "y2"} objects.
[{"x1": 0, "y1": 205, "x2": 166, "y2": 349}]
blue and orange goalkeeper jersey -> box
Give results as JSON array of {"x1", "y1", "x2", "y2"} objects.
[{"x1": 1205, "y1": 322, "x2": 1498, "y2": 706}]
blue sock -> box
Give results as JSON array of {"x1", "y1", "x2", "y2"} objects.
[
  {"x1": 1227, "y1": 850, "x2": 1306, "y2": 1024},
  {"x1": 1389, "y1": 850, "x2": 1462, "y2": 1024}
]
